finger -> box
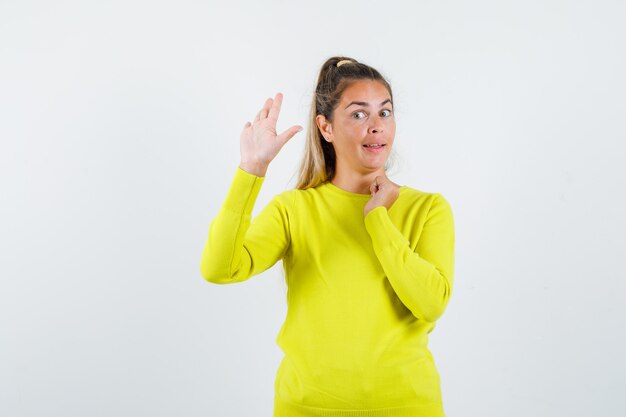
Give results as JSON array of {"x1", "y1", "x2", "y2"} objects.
[
  {"x1": 254, "y1": 100, "x2": 268, "y2": 122},
  {"x1": 277, "y1": 125, "x2": 303, "y2": 145},
  {"x1": 255, "y1": 98, "x2": 273, "y2": 122},
  {"x1": 267, "y1": 92, "x2": 283, "y2": 120},
  {"x1": 262, "y1": 97, "x2": 275, "y2": 119},
  {"x1": 375, "y1": 176, "x2": 389, "y2": 190},
  {"x1": 370, "y1": 180, "x2": 378, "y2": 195}
]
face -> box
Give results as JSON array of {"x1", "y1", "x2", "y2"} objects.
[{"x1": 317, "y1": 79, "x2": 395, "y2": 175}]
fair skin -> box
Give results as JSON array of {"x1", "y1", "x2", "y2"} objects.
[
  {"x1": 239, "y1": 81, "x2": 400, "y2": 217},
  {"x1": 316, "y1": 79, "x2": 400, "y2": 215},
  {"x1": 238, "y1": 93, "x2": 303, "y2": 178}
]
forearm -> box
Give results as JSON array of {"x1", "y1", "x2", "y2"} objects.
[
  {"x1": 364, "y1": 201, "x2": 455, "y2": 322},
  {"x1": 200, "y1": 167, "x2": 264, "y2": 283},
  {"x1": 376, "y1": 233, "x2": 452, "y2": 322}
]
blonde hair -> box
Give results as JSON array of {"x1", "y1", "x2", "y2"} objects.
[{"x1": 295, "y1": 56, "x2": 394, "y2": 190}]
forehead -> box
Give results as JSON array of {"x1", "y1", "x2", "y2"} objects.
[{"x1": 340, "y1": 79, "x2": 391, "y2": 103}]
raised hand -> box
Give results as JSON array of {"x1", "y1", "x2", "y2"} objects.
[
  {"x1": 364, "y1": 175, "x2": 401, "y2": 216},
  {"x1": 239, "y1": 93, "x2": 303, "y2": 177}
]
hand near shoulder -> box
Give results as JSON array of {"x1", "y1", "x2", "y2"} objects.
[
  {"x1": 364, "y1": 175, "x2": 401, "y2": 217},
  {"x1": 239, "y1": 93, "x2": 303, "y2": 177}
]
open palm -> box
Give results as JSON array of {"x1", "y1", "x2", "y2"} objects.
[{"x1": 240, "y1": 93, "x2": 302, "y2": 170}]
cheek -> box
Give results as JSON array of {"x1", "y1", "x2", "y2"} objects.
[{"x1": 335, "y1": 126, "x2": 362, "y2": 145}]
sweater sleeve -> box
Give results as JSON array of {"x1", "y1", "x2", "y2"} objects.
[
  {"x1": 199, "y1": 167, "x2": 291, "y2": 284},
  {"x1": 363, "y1": 194, "x2": 455, "y2": 322}
]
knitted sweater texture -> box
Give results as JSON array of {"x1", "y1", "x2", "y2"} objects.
[{"x1": 200, "y1": 167, "x2": 455, "y2": 417}]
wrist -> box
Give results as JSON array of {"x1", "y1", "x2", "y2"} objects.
[
  {"x1": 364, "y1": 205, "x2": 385, "y2": 217},
  {"x1": 239, "y1": 161, "x2": 269, "y2": 177}
]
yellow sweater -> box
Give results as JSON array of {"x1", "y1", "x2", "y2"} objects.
[{"x1": 200, "y1": 167, "x2": 455, "y2": 417}]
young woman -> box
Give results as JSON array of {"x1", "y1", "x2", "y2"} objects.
[{"x1": 200, "y1": 56, "x2": 455, "y2": 417}]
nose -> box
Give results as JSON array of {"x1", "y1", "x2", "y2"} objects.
[{"x1": 368, "y1": 116, "x2": 384, "y2": 134}]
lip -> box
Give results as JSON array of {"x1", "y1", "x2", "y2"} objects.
[{"x1": 362, "y1": 144, "x2": 386, "y2": 153}]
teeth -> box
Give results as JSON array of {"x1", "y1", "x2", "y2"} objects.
[{"x1": 364, "y1": 144, "x2": 383, "y2": 147}]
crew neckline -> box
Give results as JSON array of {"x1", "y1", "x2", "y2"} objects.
[{"x1": 322, "y1": 181, "x2": 406, "y2": 199}]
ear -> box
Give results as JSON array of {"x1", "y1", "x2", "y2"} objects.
[{"x1": 315, "y1": 114, "x2": 334, "y2": 142}]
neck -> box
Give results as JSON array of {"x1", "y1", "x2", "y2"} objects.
[{"x1": 330, "y1": 165, "x2": 387, "y2": 195}]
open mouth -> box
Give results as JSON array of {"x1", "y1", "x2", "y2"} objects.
[{"x1": 363, "y1": 144, "x2": 386, "y2": 152}]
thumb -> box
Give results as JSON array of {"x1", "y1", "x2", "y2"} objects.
[{"x1": 277, "y1": 125, "x2": 303, "y2": 145}]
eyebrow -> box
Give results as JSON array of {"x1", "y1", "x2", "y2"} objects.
[{"x1": 344, "y1": 99, "x2": 392, "y2": 110}]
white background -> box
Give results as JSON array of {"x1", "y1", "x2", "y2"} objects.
[{"x1": 1, "y1": 1, "x2": 625, "y2": 416}]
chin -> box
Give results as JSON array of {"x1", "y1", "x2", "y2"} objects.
[
  {"x1": 360, "y1": 162, "x2": 387, "y2": 172},
  {"x1": 365, "y1": 156, "x2": 389, "y2": 167}
]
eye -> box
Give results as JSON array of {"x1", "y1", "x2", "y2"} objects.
[
  {"x1": 380, "y1": 109, "x2": 393, "y2": 117},
  {"x1": 352, "y1": 111, "x2": 367, "y2": 119}
]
